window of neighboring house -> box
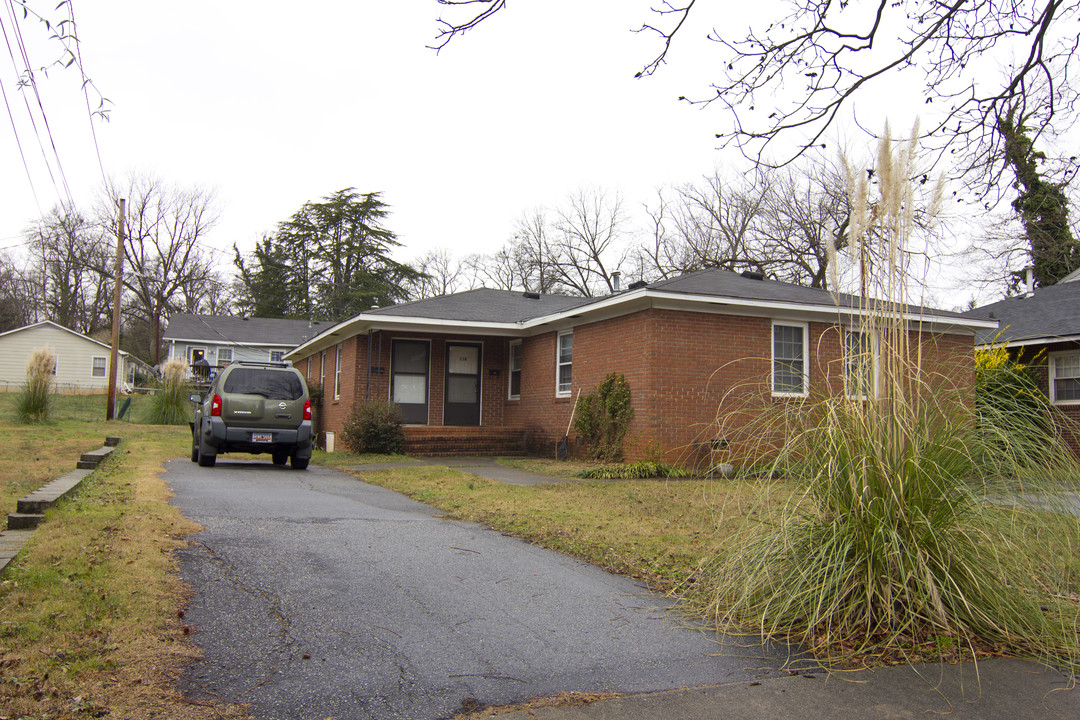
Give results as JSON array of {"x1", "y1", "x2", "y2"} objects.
[
  {"x1": 305, "y1": 356, "x2": 311, "y2": 380},
  {"x1": 772, "y1": 322, "x2": 808, "y2": 396},
  {"x1": 508, "y1": 341, "x2": 522, "y2": 400},
  {"x1": 269, "y1": 349, "x2": 285, "y2": 363},
  {"x1": 217, "y1": 347, "x2": 233, "y2": 366},
  {"x1": 1050, "y1": 352, "x2": 1080, "y2": 404},
  {"x1": 91, "y1": 356, "x2": 107, "y2": 378},
  {"x1": 334, "y1": 343, "x2": 342, "y2": 400},
  {"x1": 556, "y1": 331, "x2": 573, "y2": 397},
  {"x1": 845, "y1": 330, "x2": 875, "y2": 399},
  {"x1": 320, "y1": 350, "x2": 327, "y2": 388}
]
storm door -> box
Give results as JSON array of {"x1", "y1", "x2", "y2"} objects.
[
  {"x1": 444, "y1": 343, "x2": 481, "y2": 426},
  {"x1": 391, "y1": 340, "x2": 430, "y2": 425}
]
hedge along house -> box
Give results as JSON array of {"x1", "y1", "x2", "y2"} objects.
[{"x1": 285, "y1": 269, "x2": 995, "y2": 464}]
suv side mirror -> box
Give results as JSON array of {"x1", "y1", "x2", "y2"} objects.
[{"x1": 189, "y1": 394, "x2": 202, "y2": 404}]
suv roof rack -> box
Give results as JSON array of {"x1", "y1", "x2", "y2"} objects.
[{"x1": 230, "y1": 360, "x2": 293, "y2": 368}]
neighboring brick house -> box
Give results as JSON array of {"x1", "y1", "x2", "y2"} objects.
[
  {"x1": 286, "y1": 269, "x2": 992, "y2": 464},
  {"x1": 968, "y1": 271, "x2": 1080, "y2": 459},
  {"x1": 163, "y1": 314, "x2": 329, "y2": 376}
]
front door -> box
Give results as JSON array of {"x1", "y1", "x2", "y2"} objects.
[
  {"x1": 392, "y1": 340, "x2": 430, "y2": 425},
  {"x1": 444, "y1": 343, "x2": 481, "y2": 426}
]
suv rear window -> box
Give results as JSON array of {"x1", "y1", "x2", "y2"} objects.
[{"x1": 223, "y1": 369, "x2": 304, "y2": 400}]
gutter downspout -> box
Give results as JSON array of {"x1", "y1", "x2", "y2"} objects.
[{"x1": 366, "y1": 329, "x2": 373, "y2": 403}]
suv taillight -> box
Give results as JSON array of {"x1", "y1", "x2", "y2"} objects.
[
  {"x1": 303, "y1": 399, "x2": 312, "y2": 421},
  {"x1": 211, "y1": 394, "x2": 222, "y2": 417}
]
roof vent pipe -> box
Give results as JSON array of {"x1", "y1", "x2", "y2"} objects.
[
  {"x1": 1024, "y1": 266, "x2": 1035, "y2": 296},
  {"x1": 612, "y1": 271, "x2": 621, "y2": 293}
]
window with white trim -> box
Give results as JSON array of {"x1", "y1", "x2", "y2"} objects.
[
  {"x1": 508, "y1": 341, "x2": 522, "y2": 399},
  {"x1": 320, "y1": 350, "x2": 326, "y2": 388},
  {"x1": 91, "y1": 356, "x2": 107, "y2": 378},
  {"x1": 269, "y1": 349, "x2": 285, "y2": 363},
  {"x1": 217, "y1": 347, "x2": 233, "y2": 365},
  {"x1": 772, "y1": 322, "x2": 808, "y2": 396},
  {"x1": 845, "y1": 330, "x2": 875, "y2": 399},
  {"x1": 556, "y1": 331, "x2": 573, "y2": 396},
  {"x1": 334, "y1": 343, "x2": 342, "y2": 399},
  {"x1": 1050, "y1": 352, "x2": 1080, "y2": 404}
]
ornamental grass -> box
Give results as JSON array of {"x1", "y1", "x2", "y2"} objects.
[
  {"x1": 16, "y1": 347, "x2": 56, "y2": 424},
  {"x1": 695, "y1": 124, "x2": 1080, "y2": 670},
  {"x1": 145, "y1": 358, "x2": 192, "y2": 426}
]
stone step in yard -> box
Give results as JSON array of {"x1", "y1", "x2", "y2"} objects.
[
  {"x1": 1, "y1": 438, "x2": 121, "y2": 576},
  {"x1": 17, "y1": 469, "x2": 92, "y2": 514},
  {"x1": 77, "y1": 445, "x2": 116, "y2": 469}
]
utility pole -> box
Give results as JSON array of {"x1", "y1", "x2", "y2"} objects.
[{"x1": 106, "y1": 199, "x2": 126, "y2": 421}]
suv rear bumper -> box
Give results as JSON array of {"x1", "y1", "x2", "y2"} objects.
[{"x1": 204, "y1": 417, "x2": 313, "y2": 458}]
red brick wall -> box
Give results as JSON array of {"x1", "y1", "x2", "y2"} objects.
[
  {"x1": 1018, "y1": 342, "x2": 1080, "y2": 460},
  {"x1": 290, "y1": 309, "x2": 978, "y2": 465}
]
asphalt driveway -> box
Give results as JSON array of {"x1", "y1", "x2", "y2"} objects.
[{"x1": 166, "y1": 459, "x2": 793, "y2": 720}]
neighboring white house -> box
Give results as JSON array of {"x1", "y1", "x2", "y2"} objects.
[
  {"x1": 0, "y1": 320, "x2": 147, "y2": 393},
  {"x1": 163, "y1": 314, "x2": 328, "y2": 375}
]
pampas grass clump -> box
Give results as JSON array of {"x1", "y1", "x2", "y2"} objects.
[
  {"x1": 145, "y1": 358, "x2": 192, "y2": 425},
  {"x1": 16, "y1": 347, "x2": 56, "y2": 423},
  {"x1": 696, "y1": 124, "x2": 1080, "y2": 671}
]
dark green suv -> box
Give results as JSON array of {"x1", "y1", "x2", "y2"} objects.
[{"x1": 190, "y1": 361, "x2": 313, "y2": 469}]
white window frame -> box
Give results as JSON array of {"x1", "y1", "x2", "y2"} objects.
[
  {"x1": 771, "y1": 321, "x2": 808, "y2": 397},
  {"x1": 217, "y1": 347, "x2": 233, "y2": 365},
  {"x1": 508, "y1": 340, "x2": 522, "y2": 400},
  {"x1": 320, "y1": 349, "x2": 327, "y2": 389},
  {"x1": 269, "y1": 349, "x2": 285, "y2": 363},
  {"x1": 844, "y1": 329, "x2": 877, "y2": 400},
  {"x1": 91, "y1": 356, "x2": 107, "y2": 378},
  {"x1": 334, "y1": 343, "x2": 343, "y2": 400},
  {"x1": 556, "y1": 330, "x2": 573, "y2": 397},
  {"x1": 1049, "y1": 350, "x2": 1080, "y2": 405},
  {"x1": 305, "y1": 356, "x2": 311, "y2": 380}
]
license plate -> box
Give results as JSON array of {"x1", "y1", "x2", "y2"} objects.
[{"x1": 251, "y1": 432, "x2": 273, "y2": 443}]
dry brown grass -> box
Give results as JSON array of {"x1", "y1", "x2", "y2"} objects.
[
  {"x1": 0, "y1": 420, "x2": 248, "y2": 720},
  {"x1": 350, "y1": 463, "x2": 789, "y2": 592}
]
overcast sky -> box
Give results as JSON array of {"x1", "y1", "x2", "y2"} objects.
[{"x1": 0, "y1": 1, "x2": 1025, "y2": 308}]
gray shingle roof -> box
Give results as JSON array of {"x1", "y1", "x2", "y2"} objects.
[
  {"x1": 967, "y1": 281, "x2": 1080, "y2": 345},
  {"x1": 163, "y1": 314, "x2": 330, "y2": 346},
  {"x1": 649, "y1": 269, "x2": 974, "y2": 319},
  {"x1": 368, "y1": 288, "x2": 593, "y2": 323}
]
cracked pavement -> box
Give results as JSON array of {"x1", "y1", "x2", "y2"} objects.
[{"x1": 166, "y1": 459, "x2": 794, "y2": 720}]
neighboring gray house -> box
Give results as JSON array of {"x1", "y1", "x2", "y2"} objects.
[
  {"x1": 967, "y1": 273, "x2": 1080, "y2": 458},
  {"x1": 163, "y1": 314, "x2": 328, "y2": 374},
  {"x1": 0, "y1": 320, "x2": 148, "y2": 393}
]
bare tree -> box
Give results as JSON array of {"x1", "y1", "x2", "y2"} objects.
[
  {"x1": 99, "y1": 175, "x2": 219, "y2": 364},
  {"x1": 0, "y1": 250, "x2": 37, "y2": 332},
  {"x1": 431, "y1": 1, "x2": 1080, "y2": 193},
  {"x1": 754, "y1": 162, "x2": 850, "y2": 288},
  {"x1": 547, "y1": 188, "x2": 628, "y2": 296},
  {"x1": 408, "y1": 247, "x2": 465, "y2": 299},
  {"x1": 25, "y1": 206, "x2": 113, "y2": 333}
]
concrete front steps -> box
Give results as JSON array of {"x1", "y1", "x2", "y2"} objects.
[{"x1": 403, "y1": 426, "x2": 527, "y2": 456}]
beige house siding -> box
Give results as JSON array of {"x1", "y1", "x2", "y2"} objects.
[{"x1": 0, "y1": 322, "x2": 136, "y2": 393}]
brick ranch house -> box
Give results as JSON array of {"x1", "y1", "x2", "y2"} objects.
[
  {"x1": 967, "y1": 270, "x2": 1080, "y2": 459},
  {"x1": 285, "y1": 269, "x2": 995, "y2": 464}
]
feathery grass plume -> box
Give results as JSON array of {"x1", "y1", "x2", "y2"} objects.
[
  {"x1": 17, "y1": 347, "x2": 57, "y2": 423},
  {"x1": 145, "y1": 358, "x2": 192, "y2": 425},
  {"x1": 694, "y1": 123, "x2": 1080, "y2": 671}
]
